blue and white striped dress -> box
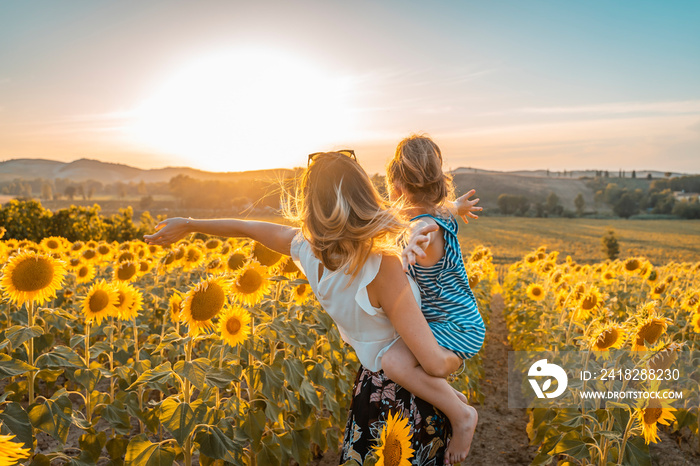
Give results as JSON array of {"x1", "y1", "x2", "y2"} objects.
[{"x1": 407, "y1": 213, "x2": 486, "y2": 359}]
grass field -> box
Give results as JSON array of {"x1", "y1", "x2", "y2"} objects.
[{"x1": 457, "y1": 217, "x2": 700, "y2": 265}]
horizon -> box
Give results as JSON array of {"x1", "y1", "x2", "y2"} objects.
[
  {"x1": 1, "y1": 156, "x2": 695, "y2": 179},
  {"x1": 1, "y1": 1, "x2": 699, "y2": 174}
]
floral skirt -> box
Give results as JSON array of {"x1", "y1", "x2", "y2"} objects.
[{"x1": 340, "y1": 366, "x2": 452, "y2": 465}]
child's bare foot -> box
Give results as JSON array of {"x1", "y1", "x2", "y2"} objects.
[
  {"x1": 444, "y1": 404, "x2": 478, "y2": 464},
  {"x1": 452, "y1": 387, "x2": 468, "y2": 404}
]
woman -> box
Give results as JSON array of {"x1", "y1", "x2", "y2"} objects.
[{"x1": 145, "y1": 151, "x2": 466, "y2": 464}]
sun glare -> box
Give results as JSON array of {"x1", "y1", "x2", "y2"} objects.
[{"x1": 127, "y1": 49, "x2": 355, "y2": 172}]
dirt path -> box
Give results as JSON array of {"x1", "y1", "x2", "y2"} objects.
[{"x1": 467, "y1": 293, "x2": 537, "y2": 465}]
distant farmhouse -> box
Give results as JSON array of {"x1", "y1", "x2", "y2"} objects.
[{"x1": 673, "y1": 190, "x2": 699, "y2": 201}]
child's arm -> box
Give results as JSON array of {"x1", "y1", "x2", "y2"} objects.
[
  {"x1": 143, "y1": 217, "x2": 299, "y2": 256},
  {"x1": 400, "y1": 217, "x2": 445, "y2": 272},
  {"x1": 444, "y1": 189, "x2": 481, "y2": 223}
]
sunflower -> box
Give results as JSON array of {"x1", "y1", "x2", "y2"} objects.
[
  {"x1": 112, "y1": 282, "x2": 143, "y2": 321},
  {"x1": 691, "y1": 313, "x2": 700, "y2": 333},
  {"x1": 114, "y1": 261, "x2": 138, "y2": 282},
  {"x1": 650, "y1": 282, "x2": 667, "y2": 299},
  {"x1": 251, "y1": 241, "x2": 282, "y2": 268},
  {"x1": 681, "y1": 289, "x2": 700, "y2": 312},
  {"x1": 81, "y1": 248, "x2": 98, "y2": 263},
  {"x1": 622, "y1": 257, "x2": 642, "y2": 275},
  {"x1": 291, "y1": 282, "x2": 313, "y2": 305},
  {"x1": 0, "y1": 431, "x2": 31, "y2": 465},
  {"x1": 159, "y1": 249, "x2": 180, "y2": 273},
  {"x1": 646, "y1": 269, "x2": 659, "y2": 285},
  {"x1": 636, "y1": 395, "x2": 676, "y2": 444},
  {"x1": 372, "y1": 411, "x2": 414, "y2": 466},
  {"x1": 601, "y1": 269, "x2": 616, "y2": 285},
  {"x1": 181, "y1": 276, "x2": 230, "y2": 336},
  {"x1": 117, "y1": 251, "x2": 136, "y2": 264},
  {"x1": 280, "y1": 257, "x2": 301, "y2": 277},
  {"x1": 67, "y1": 256, "x2": 83, "y2": 270},
  {"x1": 75, "y1": 263, "x2": 96, "y2": 284},
  {"x1": 526, "y1": 283, "x2": 546, "y2": 301},
  {"x1": 40, "y1": 236, "x2": 66, "y2": 254},
  {"x1": 70, "y1": 241, "x2": 84, "y2": 253},
  {"x1": 632, "y1": 316, "x2": 670, "y2": 351},
  {"x1": 168, "y1": 291, "x2": 184, "y2": 324},
  {"x1": 576, "y1": 286, "x2": 603, "y2": 320},
  {"x1": 82, "y1": 279, "x2": 118, "y2": 325},
  {"x1": 181, "y1": 246, "x2": 205, "y2": 271},
  {"x1": 219, "y1": 306, "x2": 252, "y2": 347},
  {"x1": 137, "y1": 259, "x2": 152, "y2": 276},
  {"x1": 204, "y1": 238, "x2": 221, "y2": 251},
  {"x1": 147, "y1": 244, "x2": 161, "y2": 256},
  {"x1": 96, "y1": 242, "x2": 113, "y2": 259},
  {"x1": 646, "y1": 342, "x2": 682, "y2": 371},
  {"x1": 231, "y1": 260, "x2": 271, "y2": 306},
  {"x1": 0, "y1": 250, "x2": 66, "y2": 306},
  {"x1": 205, "y1": 257, "x2": 223, "y2": 273},
  {"x1": 225, "y1": 251, "x2": 248, "y2": 273},
  {"x1": 590, "y1": 323, "x2": 626, "y2": 352}
]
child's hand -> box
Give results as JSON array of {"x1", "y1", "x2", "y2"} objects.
[
  {"x1": 143, "y1": 217, "x2": 191, "y2": 245},
  {"x1": 454, "y1": 189, "x2": 482, "y2": 223},
  {"x1": 402, "y1": 223, "x2": 439, "y2": 272}
]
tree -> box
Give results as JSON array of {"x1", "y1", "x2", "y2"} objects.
[
  {"x1": 497, "y1": 194, "x2": 530, "y2": 216},
  {"x1": 601, "y1": 229, "x2": 620, "y2": 260},
  {"x1": 41, "y1": 182, "x2": 53, "y2": 200},
  {"x1": 64, "y1": 185, "x2": 77, "y2": 200},
  {"x1": 613, "y1": 193, "x2": 638, "y2": 218},
  {"x1": 574, "y1": 193, "x2": 585, "y2": 216},
  {"x1": 545, "y1": 192, "x2": 563, "y2": 216}
]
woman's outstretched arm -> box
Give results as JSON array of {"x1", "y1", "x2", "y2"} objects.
[{"x1": 143, "y1": 217, "x2": 299, "y2": 256}]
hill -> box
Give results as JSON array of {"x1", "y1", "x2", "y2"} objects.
[
  {"x1": 0, "y1": 158, "x2": 296, "y2": 183},
  {"x1": 1, "y1": 157, "x2": 693, "y2": 212}
]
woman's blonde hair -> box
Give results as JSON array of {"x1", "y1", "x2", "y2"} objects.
[
  {"x1": 283, "y1": 152, "x2": 404, "y2": 278},
  {"x1": 386, "y1": 134, "x2": 455, "y2": 214}
]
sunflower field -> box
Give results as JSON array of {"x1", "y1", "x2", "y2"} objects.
[
  {"x1": 503, "y1": 247, "x2": 700, "y2": 465},
  {"x1": 0, "y1": 234, "x2": 495, "y2": 466}
]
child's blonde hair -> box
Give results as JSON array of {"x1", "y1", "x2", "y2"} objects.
[
  {"x1": 284, "y1": 152, "x2": 404, "y2": 278},
  {"x1": 386, "y1": 134, "x2": 455, "y2": 214}
]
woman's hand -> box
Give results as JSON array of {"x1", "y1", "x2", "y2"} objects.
[
  {"x1": 143, "y1": 217, "x2": 192, "y2": 246},
  {"x1": 453, "y1": 189, "x2": 482, "y2": 223},
  {"x1": 401, "y1": 223, "x2": 439, "y2": 272}
]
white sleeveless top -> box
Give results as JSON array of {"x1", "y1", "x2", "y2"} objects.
[{"x1": 291, "y1": 233, "x2": 421, "y2": 372}]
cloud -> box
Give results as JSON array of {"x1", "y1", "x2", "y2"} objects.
[{"x1": 486, "y1": 100, "x2": 700, "y2": 117}]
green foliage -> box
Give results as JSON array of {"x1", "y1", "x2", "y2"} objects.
[
  {"x1": 497, "y1": 193, "x2": 530, "y2": 216},
  {"x1": 601, "y1": 229, "x2": 620, "y2": 260},
  {"x1": 672, "y1": 198, "x2": 700, "y2": 219},
  {"x1": 0, "y1": 199, "x2": 155, "y2": 241},
  {"x1": 613, "y1": 193, "x2": 639, "y2": 218}
]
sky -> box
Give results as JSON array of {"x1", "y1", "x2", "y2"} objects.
[{"x1": 1, "y1": 0, "x2": 699, "y2": 174}]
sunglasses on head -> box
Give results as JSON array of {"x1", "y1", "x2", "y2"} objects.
[{"x1": 307, "y1": 149, "x2": 356, "y2": 166}]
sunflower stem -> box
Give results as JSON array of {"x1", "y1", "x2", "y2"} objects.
[
  {"x1": 616, "y1": 409, "x2": 635, "y2": 465},
  {"x1": 85, "y1": 322, "x2": 92, "y2": 424},
  {"x1": 27, "y1": 301, "x2": 35, "y2": 405}
]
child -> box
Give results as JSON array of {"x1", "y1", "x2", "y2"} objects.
[
  {"x1": 144, "y1": 151, "x2": 469, "y2": 464},
  {"x1": 380, "y1": 134, "x2": 486, "y2": 464}
]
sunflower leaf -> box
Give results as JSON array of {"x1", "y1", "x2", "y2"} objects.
[
  {"x1": 125, "y1": 434, "x2": 177, "y2": 466},
  {"x1": 0, "y1": 402, "x2": 33, "y2": 450},
  {"x1": 173, "y1": 358, "x2": 209, "y2": 391},
  {"x1": 194, "y1": 425, "x2": 242, "y2": 462},
  {"x1": 35, "y1": 345, "x2": 85, "y2": 369},
  {"x1": 28, "y1": 394, "x2": 73, "y2": 444},
  {"x1": 4, "y1": 325, "x2": 44, "y2": 350},
  {"x1": 159, "y1": 397, "x2": 196, "y2": 447},
  {"x1": 0, "y1": 354, "x2": 37, "y2": 377}
]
